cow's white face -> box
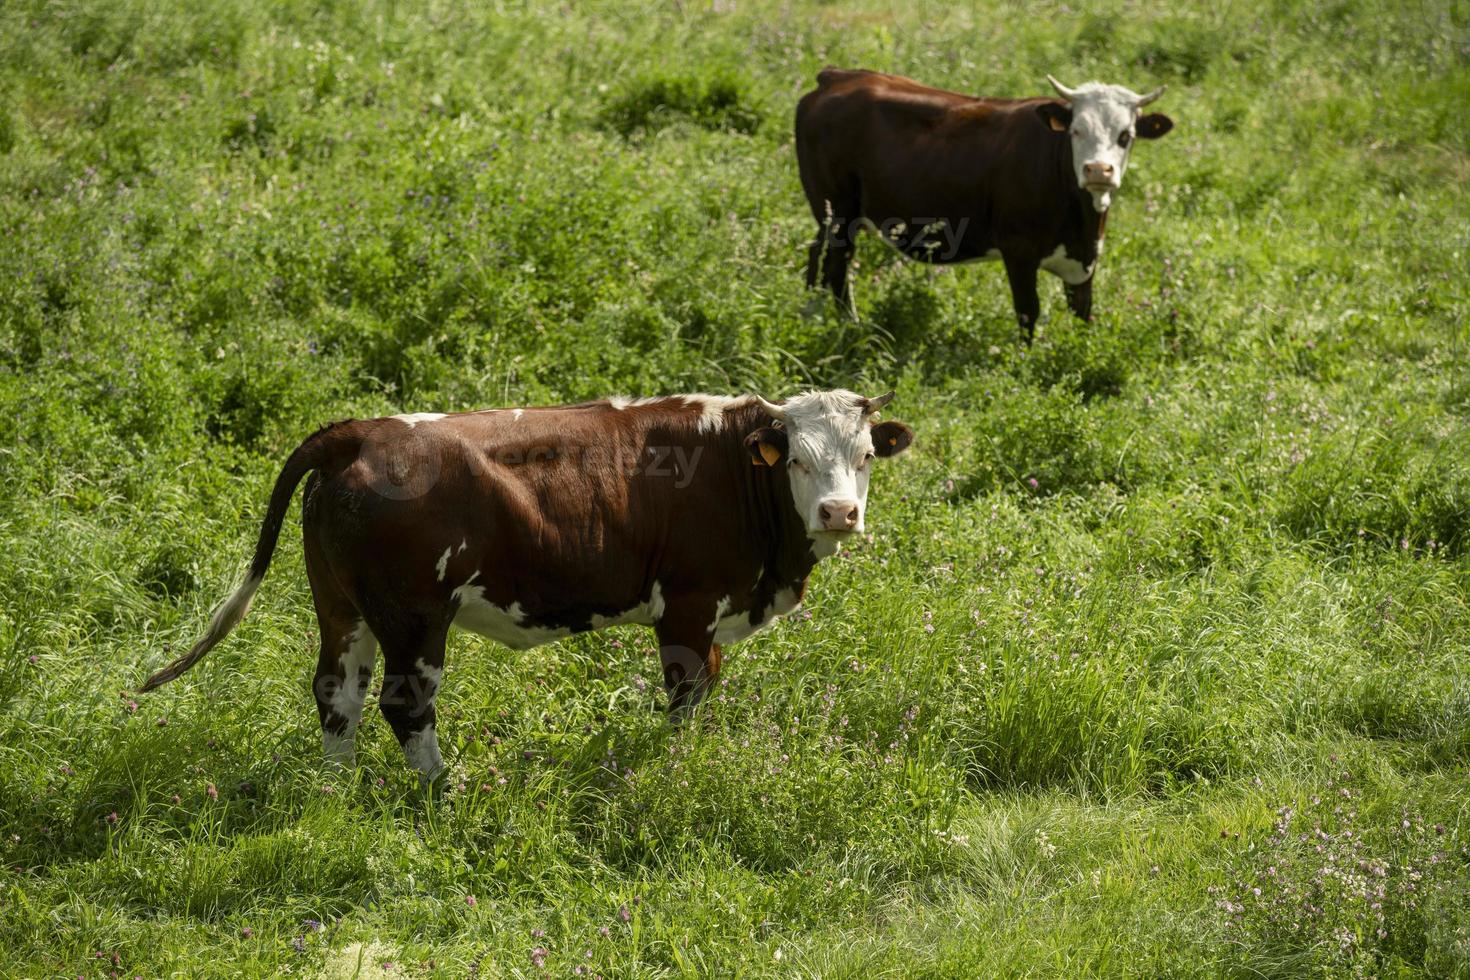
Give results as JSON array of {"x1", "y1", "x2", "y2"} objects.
[
  {"x1": 1038, "y1": 77, "x2": 1174, "y2": 213},
  {"x1": 745, "y1": 389, "x2": 913, "y2": 546}
]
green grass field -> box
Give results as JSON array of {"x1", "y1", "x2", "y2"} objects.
[{"x1": 2, "y1": 0, "x2": 1469, "y2": 975}]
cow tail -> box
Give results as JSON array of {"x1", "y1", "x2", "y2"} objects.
[{"x1": 139, "y1": 423, "x2": 360, "y2": 693}]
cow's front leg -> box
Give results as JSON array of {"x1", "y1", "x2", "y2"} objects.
[
  {"x1": 1002, "y1": 255, "x2": 1041, "y2": 344},
  {"x1": 655, "y1": 603, "x2": 723, "y2": 718},
  {"x1": 1065, "y1": 277, "x2": 1093, "y2": 323}
]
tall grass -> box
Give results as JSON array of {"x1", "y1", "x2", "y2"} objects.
[{"x1": 0, "y1": 0, "x2": 1467, "y2": 975}]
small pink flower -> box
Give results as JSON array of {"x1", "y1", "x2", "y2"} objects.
[
  {"x1": 106, "y1": 811, "x2": 118, "y2": 825},
  {"x1": 125, "y1": 700, "x2": 137, "y2": 714},
  {"x1": 27, "y1": 655, "x2": 38, "y2": 665},
  {"x1": 465, "y1": 895, "x2": 477, "y2": 907},
  {"x1": 618, "y1": 904, "x2": 631, "y2": 923},
  {"x1": 206, "y1": 783, "x2": 218, "y2": 800},
  {"x1": 531, "y1": 928, "x2": 544, "y2": 938},
  {"x1": 170, "y1": 794, "x2": 181, "y2": 805},
  {"x1": 155, "y1": 717, "x2": 167, "y2": 727},
  {"x1": 240, "y1": 927, "x2": 253, "y2": 939},
  {"x1": 1027, "y1": 477, "x2": 1039, "y2": 490},
  {"x1": 530, "y1": 946, "x2": 549, "y2": 969},
  {"x1": 598, "y1": 926, "x2": 610, "y2": 938}
]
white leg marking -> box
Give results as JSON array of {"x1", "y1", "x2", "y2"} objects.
[
  {"x1": 323, "y1": 621, "x2": 377, "y2": 768},
  {"x1": 404, "y1": 725, "x2": 445, "y2": 779},
  {"x1": 322, "y1": 731, "x2": 356, "y2": 769},
  {"x1": 414, "y1": 657, "x2": 443, "y2": 694},
  {"x1": 435, "y1": 547, "x2": 452, "y2": 582}
]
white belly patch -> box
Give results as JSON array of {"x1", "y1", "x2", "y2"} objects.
[
  {"x1": 451, "y1": 580, "x2": 570, "y2": 651},
  {"x1": 1039, "y1": 244, "x2": 1094, "y2": 285}
]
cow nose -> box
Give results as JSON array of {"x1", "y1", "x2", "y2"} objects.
[
  {"x1": 1083, "y1": 162, "x2": 1116, "y2": 184},
  {"x1": 818, "y1": 500, "x2": 860, "y2": 531}
]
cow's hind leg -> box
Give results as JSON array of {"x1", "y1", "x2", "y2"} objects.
[
  {"x1": 822, "y1": 223, "x2": 859, "y2": 318},
  {"x1": 373, "y1": 614, "x2": 451, "y2": 783},
  {"x1": 308, "y1": 566, "x2": 376, "y2": 770},
  {"x1": 807, "y1": 224, "x2": 855, "y2": 310},
  {"x1": 807, "y1": 192, "x2": 861, "y2": 317}
]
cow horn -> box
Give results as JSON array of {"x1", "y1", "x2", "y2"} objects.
[
  {"x1": 862, "y1": 390, "x2": 895, "y2": 414},
  {"x1": 1046, "y1": 74, "x2": 1077, "y2": 101},
  {"x1": 1136, "y1": 84, "x2": 1166, "y2": 107},
  {"x1": 756, "y1": 396, "x2": 787, "y2": 421}
]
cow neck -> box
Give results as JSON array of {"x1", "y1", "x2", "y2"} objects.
[{"x1": 728, "y1": 404, "x2": 820, "y2": 592}]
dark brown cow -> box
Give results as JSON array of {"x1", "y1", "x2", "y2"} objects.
[
  {"x1": 795, "y1": 69, "x2": 1173, "y2": 341},
  {"x1": 140, "y1": 390, "x2": 914, "y2": 780}
]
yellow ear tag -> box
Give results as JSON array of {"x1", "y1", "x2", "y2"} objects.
[
  {"x1": 759, "y1": 443, "x2": 782, "y2": 467},
  {"x1": 888, "y1": 437, "x2": 897, "y2": 447}
]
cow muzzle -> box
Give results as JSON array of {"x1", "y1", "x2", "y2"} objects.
[
  {"x1": 1081, "y1": 161, "x2": 1118, "y2": 189},
  {"x1": 816, "y1": 498, "x2": 861, "y2": 533}
]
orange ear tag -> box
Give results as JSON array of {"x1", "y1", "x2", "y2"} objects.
[
  {"x1": 759, "y1": 443, "x2": 782, "y2": 467},
  {"x1": 888, "y1": 437, "x2": 897, "y2": 446}
]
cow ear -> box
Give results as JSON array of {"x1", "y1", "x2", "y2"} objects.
[
  {"x1": 870, "y1": 421, "x2": 914, "y2": 457},
  {"x1": 1136, "y1": 113, "x2": 1173, "y2": 139},
  {"x1": 744, "y1": 427, "x2": 788, "y2": 467},
  {"x1": 1037, "y1": 102, "x2": 1071, "y2": 133}
]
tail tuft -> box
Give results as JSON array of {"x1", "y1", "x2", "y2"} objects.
[
  {"x1": 136, "y1": 419, "x2": 361, "y2": 694},
  {"x1": 139, "y1": 574, "x2": 261, "y2": 692}
]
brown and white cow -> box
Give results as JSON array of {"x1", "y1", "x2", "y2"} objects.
[
  {"x1": 140, "y1": 390, "x2": 914, "y2": 779},
  {"x1": 795, "y1": 69, "x2": 1173, "y2": 341}
]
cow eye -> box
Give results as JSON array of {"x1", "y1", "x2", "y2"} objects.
[{"x1": 1118, "y1": 130, "x2": 1132, "y2": 148}]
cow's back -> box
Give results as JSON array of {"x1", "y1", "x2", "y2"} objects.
[{"x1": 796, "y1": 69, "x2": 1045, "y2": 199}]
